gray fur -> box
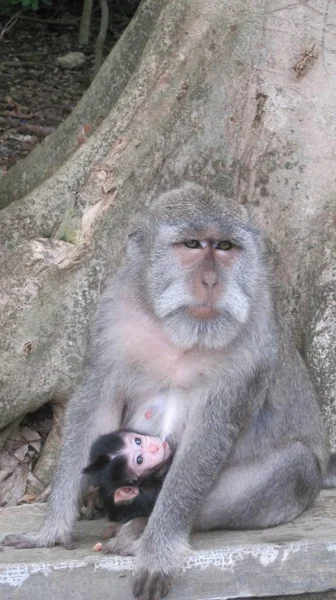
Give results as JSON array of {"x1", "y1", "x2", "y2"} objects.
[{"x1": 1, "y1": 184, "x2": 330, "y2": 600}]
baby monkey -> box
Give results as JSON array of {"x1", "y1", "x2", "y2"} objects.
[{"x1": 83, "y1": 431, "x2": 172, "y2": 526}]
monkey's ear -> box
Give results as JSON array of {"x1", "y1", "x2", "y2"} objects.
[
  {"x1": 114, "y1": 486, "x2": 139, "y2": 504},
  {"x1": 83, "y1": 455, "x2": 109, "y2": 474},
  {"x1": 126, "y1": 228, "x2": 146, "y2": 258},
  {"x1": 128, "y1": 228, "x2": 142, "y2": 240},
  {"x1": 127, "y1": 228, "x2": 144, "y2": 246}
]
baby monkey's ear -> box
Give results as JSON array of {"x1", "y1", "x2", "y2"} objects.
[{"x1": 114, "y1": 486, "x2": 140, "y2": 504}]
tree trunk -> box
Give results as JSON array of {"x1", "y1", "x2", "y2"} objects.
[
  {"x1": 0, "y1": 0, "x2": 162, "y2": 209},
  {"x1": 94, "y1": 0, "x2": 109, "y2": 76},
  {"x1": 78, "y1": 0, "x2": 94, "y2": 47},
  {"x1": 0, "y1": 0, "x2": 335, "y2": 465}
]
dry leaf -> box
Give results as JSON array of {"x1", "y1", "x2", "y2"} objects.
[{"x1": 17, "y1": 493, "x2": 37, "y2": 504}]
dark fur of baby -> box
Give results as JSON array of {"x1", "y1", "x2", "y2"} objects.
[{"x1": 83, "y1": 430, "x2": 172, "y2": 524}]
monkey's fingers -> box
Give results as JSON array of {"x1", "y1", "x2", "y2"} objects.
[
  {"x1": 132, "y1": 569, "x2": 171, "y2": 600},
  {"x1": 62, "y1": 536, "x2": 77, "y2": 550},
  {"x1": 2, "y1": 533, "x2": 51, "y2": 549},
  {"x1": 101, "y1": 536, "x2": 136, "y2": 556},
  {"x1": 1, "y1": 532, "x2": 76, "y2": 550}
]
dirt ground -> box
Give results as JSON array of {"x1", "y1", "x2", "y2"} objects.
[{"x1": 0, "y1": 2, "x2": 138, "y2": 174}]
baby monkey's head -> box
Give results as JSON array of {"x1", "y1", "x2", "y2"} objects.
[{"x1": 83, "y1": 431, "x2": 171, "y2": 504}]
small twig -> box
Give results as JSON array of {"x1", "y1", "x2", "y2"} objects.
[
  {"x1": 0, "y1": 10, "x2": 20, "y2": 42},
  {"x1": 14, "y1": 14, "x2": 78, "y2": 26},
  {"x1": 293, "y1": 44, "x2": 317, "y2": 77},
  {"x1": 0, "y1": 111, "x2": 34, "y2": 119},
  {"x1": 253, "y1": 92, "x2": 268, "y2": 124},
  {"x1": 36, "y1": 484, "x2": 51, "y2": 503}
]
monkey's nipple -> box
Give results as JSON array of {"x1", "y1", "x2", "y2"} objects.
[{"x1": 163, "y1": 440, "x2": 172, "y2": 458}]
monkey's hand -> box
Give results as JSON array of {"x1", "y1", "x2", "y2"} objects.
[
  {"x1": 2, "y1": 526, "x2": 75, "y2": 550},
  {"x1": 132, "y1": 528, "x2": 189, "y2": 600}
]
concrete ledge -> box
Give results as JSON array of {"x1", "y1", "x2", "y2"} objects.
[{"x1": 1, "y1": 490, "x2": 336, "y2": 599}]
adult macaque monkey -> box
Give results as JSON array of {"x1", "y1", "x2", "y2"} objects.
[{"x1": 3, "y1": 184, "x2": 330, "y2": 600}]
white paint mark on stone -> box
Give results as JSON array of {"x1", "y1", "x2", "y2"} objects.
[
  {"x1": 0, "y1": 559, "x2": 92, "y2": 588},
  {"x1": 281, "y1": 541, "x2": 307, "y2": 563},
  {"x1": 327, "y1": 543, "x2": 336, "y2": 552},
  {"x1": 0, "y1": 541, "x2": 310, "y2": 587},
  {"x1": 93, "y1": 556, "x2": 135, "y2": 572},
  {"x1": 0, "y1": 555, "x2": 138, "y2": 587},
  {"x1": 182, "y1": 544, "x2": 280, "y2": 573}
]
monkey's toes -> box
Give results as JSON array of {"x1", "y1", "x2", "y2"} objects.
[
  {"x1": 102, "y1": 538, "x2": 136, "y2": 556},
  {"x1": 1, "y1": 534, "x2": 43, "y2": 549},
  {"x1": 2, "y1": 534, "x2": 24, "y2": 547},
  {"x1": 133, "y1": 569, "x2": 171, "y2": 600},
  {"x1": 63, "y1": 537, "x2": 76, "y2": 550}
]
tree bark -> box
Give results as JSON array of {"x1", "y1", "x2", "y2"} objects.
[{"x1": 0, "y1": 0, "x2": 335, "y2": 456}]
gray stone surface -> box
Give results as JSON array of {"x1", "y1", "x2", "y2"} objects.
[{"x1": 1, "y1": 490, "x2": 336, "y2": 600}]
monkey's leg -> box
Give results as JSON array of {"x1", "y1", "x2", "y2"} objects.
[
  {"x1": 82, "y1": 486, "x2": 101, "y2": 521},
  {"x1": 2, "y1": 378, "x2": 122, "y2": 549},
  {"x1": 195, "y1": 441, "x2": 322, "y2": 531}
]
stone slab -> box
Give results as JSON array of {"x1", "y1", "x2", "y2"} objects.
[{"x1": 1, "y1": 490, "x2": 336, "y2": 600}]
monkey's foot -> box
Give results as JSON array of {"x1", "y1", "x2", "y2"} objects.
[
  {"x1": 102, "y1": 522, "x2": 122, "y2": 540},
  {"x1": 132, "y1": 569, "x2": 172, "y2": 600},
  {"x1": 1, "y1": 530, "x2": 75, "y2": 550},
  {"x1": 102, "y1": 518, "x2": 147, "y2": 556},
  {"x1": 102, "y1": 536, "x2": 137, "y2": 556}
]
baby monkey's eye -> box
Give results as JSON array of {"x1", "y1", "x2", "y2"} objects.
[
  {"x1": 216, "y1": 240, "x2": 233, "y2": 251},
  {"x1": 135, "y1": 438, "x2": 141, "y2": 445},
  {"x1": 184, "y1": 240, "x2": 201, "y2": 249},
  {"x1": 137, "y1": 455, "x2": 143, "y2": 465}
]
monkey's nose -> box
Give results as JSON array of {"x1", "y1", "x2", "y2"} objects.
[
  {"x1": 148, "y1": 444, "x2": 160, "y2": 454},
  {"x1": 202, "y1": 271, "x2": 218, "y2": 287}
]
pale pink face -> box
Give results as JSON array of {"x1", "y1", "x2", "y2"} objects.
[{"x1": 123, "y1": 433, "x2": 171, "y2": 478}]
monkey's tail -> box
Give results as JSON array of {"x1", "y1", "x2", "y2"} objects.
[{"x1": 323, "y1": 453, "x2": 336, "y2": 488}]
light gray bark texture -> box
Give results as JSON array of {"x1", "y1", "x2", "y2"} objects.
[{"x1": 0, "y1": 0, "x2": 335, "y2": 457}]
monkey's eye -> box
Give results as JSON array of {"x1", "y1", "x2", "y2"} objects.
[
  {"x1": 135, "y1": 438, "x2": 141, "y2": 445},
  {"x1": 184, "y1": 240, "x2": 201, "y2": 249},
  {"x1": 216, "y1": 240, "x2": 233, "y2": 251},
  {"x1": 136, "y1": 455, "x2": 143, "y2": 465}
]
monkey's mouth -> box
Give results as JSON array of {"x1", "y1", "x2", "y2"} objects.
[{"x1": 186, "y1": 305, "x2": 219, "y2": 320}]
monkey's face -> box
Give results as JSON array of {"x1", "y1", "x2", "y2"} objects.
[
  {"x1": 144, "y1": 215, "x2": 263, "y2": 351},
  {"x1": 123, "y1": 433, "x2": 171, "y2": 478}
]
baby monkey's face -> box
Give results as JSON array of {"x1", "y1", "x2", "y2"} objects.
[{"x1": 123, "y1": 433, "x2": 171, "y2": 478}]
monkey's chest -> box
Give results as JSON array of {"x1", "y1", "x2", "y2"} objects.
[
  {"x1": 121, "y1": 311, "x2": 215, "y2": 386},
  {"x1": 126, "y1": 389, "x2": 189, "y2": 444}
]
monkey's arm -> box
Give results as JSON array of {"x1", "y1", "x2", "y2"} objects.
[
  {"x1": 132, "y1": 387, "x2": 244, "y2": 600},
  {"x1": 2, "y1": 371, "x2": 124, "y2": 549}
]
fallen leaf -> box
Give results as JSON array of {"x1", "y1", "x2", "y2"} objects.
[{"x1": 17, "y1": 493, "x2": 37, "y2": 504}]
